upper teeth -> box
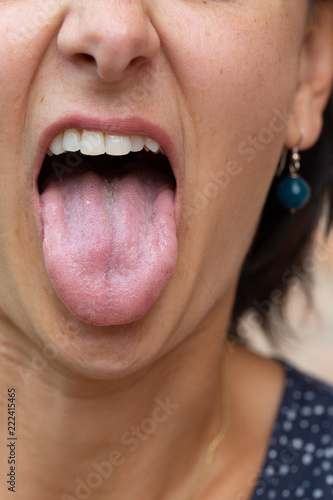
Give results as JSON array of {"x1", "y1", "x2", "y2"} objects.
[{"x1": 47, "y1": 129, "x2": 163, "y2": 157}]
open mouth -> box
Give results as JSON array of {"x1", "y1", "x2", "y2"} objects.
[
  {"x1": 38, "y1": 131, "x2": 176, "y2": 194},
  {"x1": 38, "y1": 129, "x2": 178, "y2": 326}
]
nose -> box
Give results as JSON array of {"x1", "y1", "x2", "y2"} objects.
[{"x1": 57, "y1": 0, "x2": 160, "y2": 83}]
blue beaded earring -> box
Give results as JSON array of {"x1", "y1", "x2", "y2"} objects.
[{"x1": 277, "y1": 139, "x2": 311, "y2": 213}]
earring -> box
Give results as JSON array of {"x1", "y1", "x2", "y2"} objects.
[{"x1": 277, "y1": 136, "x2": 311, "y2": 213}]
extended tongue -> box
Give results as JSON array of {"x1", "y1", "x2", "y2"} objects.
[{"x1": 40, "y1": 168, "x2": 177, "y2": 325}]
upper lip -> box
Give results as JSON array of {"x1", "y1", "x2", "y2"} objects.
[{"x1": 35, "y1": 115, "x2": 178, "y2": 186}]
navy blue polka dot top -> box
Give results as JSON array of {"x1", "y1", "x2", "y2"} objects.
[{"x1": 252, "y1": 359, "x2": 333, "y2": 500}]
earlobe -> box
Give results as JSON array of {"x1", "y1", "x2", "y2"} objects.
[
  {"x1": 285, "y1": 81, "x2": 323, "y2": 151},
  {"x1": 285, "y1": 5, "x2": 333, "y2": 151}
]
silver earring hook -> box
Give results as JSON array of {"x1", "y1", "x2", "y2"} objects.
[
  {"x1": 290, "y1": 126, "x2": 305, "y2": 176},
  {"x1": 276, "y1": 126, "x2": 306, "y2": 178}
]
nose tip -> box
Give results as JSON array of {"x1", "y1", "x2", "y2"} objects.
[{"x1": 57, "y1": 1, "x2": 160, "y2": 83}]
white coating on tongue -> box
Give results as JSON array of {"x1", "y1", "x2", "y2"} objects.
[{"x1": 40, "y1": 169, "x2": 177, "y2": 325}]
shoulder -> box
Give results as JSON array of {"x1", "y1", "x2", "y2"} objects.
[
  {"x1": 253, "y1": 360, "x2": 333, "y2": 499},
  {"x1": 279, "y1": 359, "x2": 333, "y2": 429}
]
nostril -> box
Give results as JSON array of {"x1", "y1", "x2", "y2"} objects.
[
  {"x1": 129, "y1": 56, "x2": 146, "y2": 68},
  {"x1": 69, "y1": 53, "x2": 96, "y2": 66},
  {"x1": 75, "y1": 53, "x2": 142, "y2": 72},
  {"x1": 80, "y1": 53, "x2": 95, "y2": 63}
]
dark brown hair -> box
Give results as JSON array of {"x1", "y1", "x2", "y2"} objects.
[{"x1": 229, "y1": 91, "x2": 333, "y2": 342}]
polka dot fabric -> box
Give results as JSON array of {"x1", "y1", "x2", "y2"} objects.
[{"x1": 252, "y1": 360, "x2": 333, "y2": 500}]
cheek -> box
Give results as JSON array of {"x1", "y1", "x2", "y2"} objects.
[
  {"x1": 0, "y1": 3, "x2": 66, "y2": 204},
  {"x1": 0, "y1": 2, "x2": 63, "y2": 132},
  {"x1": 169, "y1": 6, "x2": 306, "y2": 290},
  {"x1": 176, "y1": 7, "x2": 303, "y2": 147},
  {"x1": 0, "y1": 3, "x2": 64, "y2": 300},
  {"x1": 180, "y1": 6, "x2": 305, "y2": 194}
]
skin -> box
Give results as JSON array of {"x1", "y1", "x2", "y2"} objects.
[{"x1": 0, "y1": 0, "x2": 332, "y2": 499}]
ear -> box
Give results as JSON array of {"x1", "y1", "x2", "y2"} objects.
[{"x1": 285, "y1": 4, "x2": 333, "y2": 150}]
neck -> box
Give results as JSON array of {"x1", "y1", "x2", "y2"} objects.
[{"x1": 0, "y1": 317, "x2": 230, "y2": 500}]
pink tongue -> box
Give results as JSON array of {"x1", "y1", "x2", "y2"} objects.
[{"x1": 40, "y1": 168, "x2": 177, "y2": 325}]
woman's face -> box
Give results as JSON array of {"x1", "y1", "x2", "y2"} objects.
[{"x1": 0, "y1": 1, "x2": 321, "y2": 377}]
